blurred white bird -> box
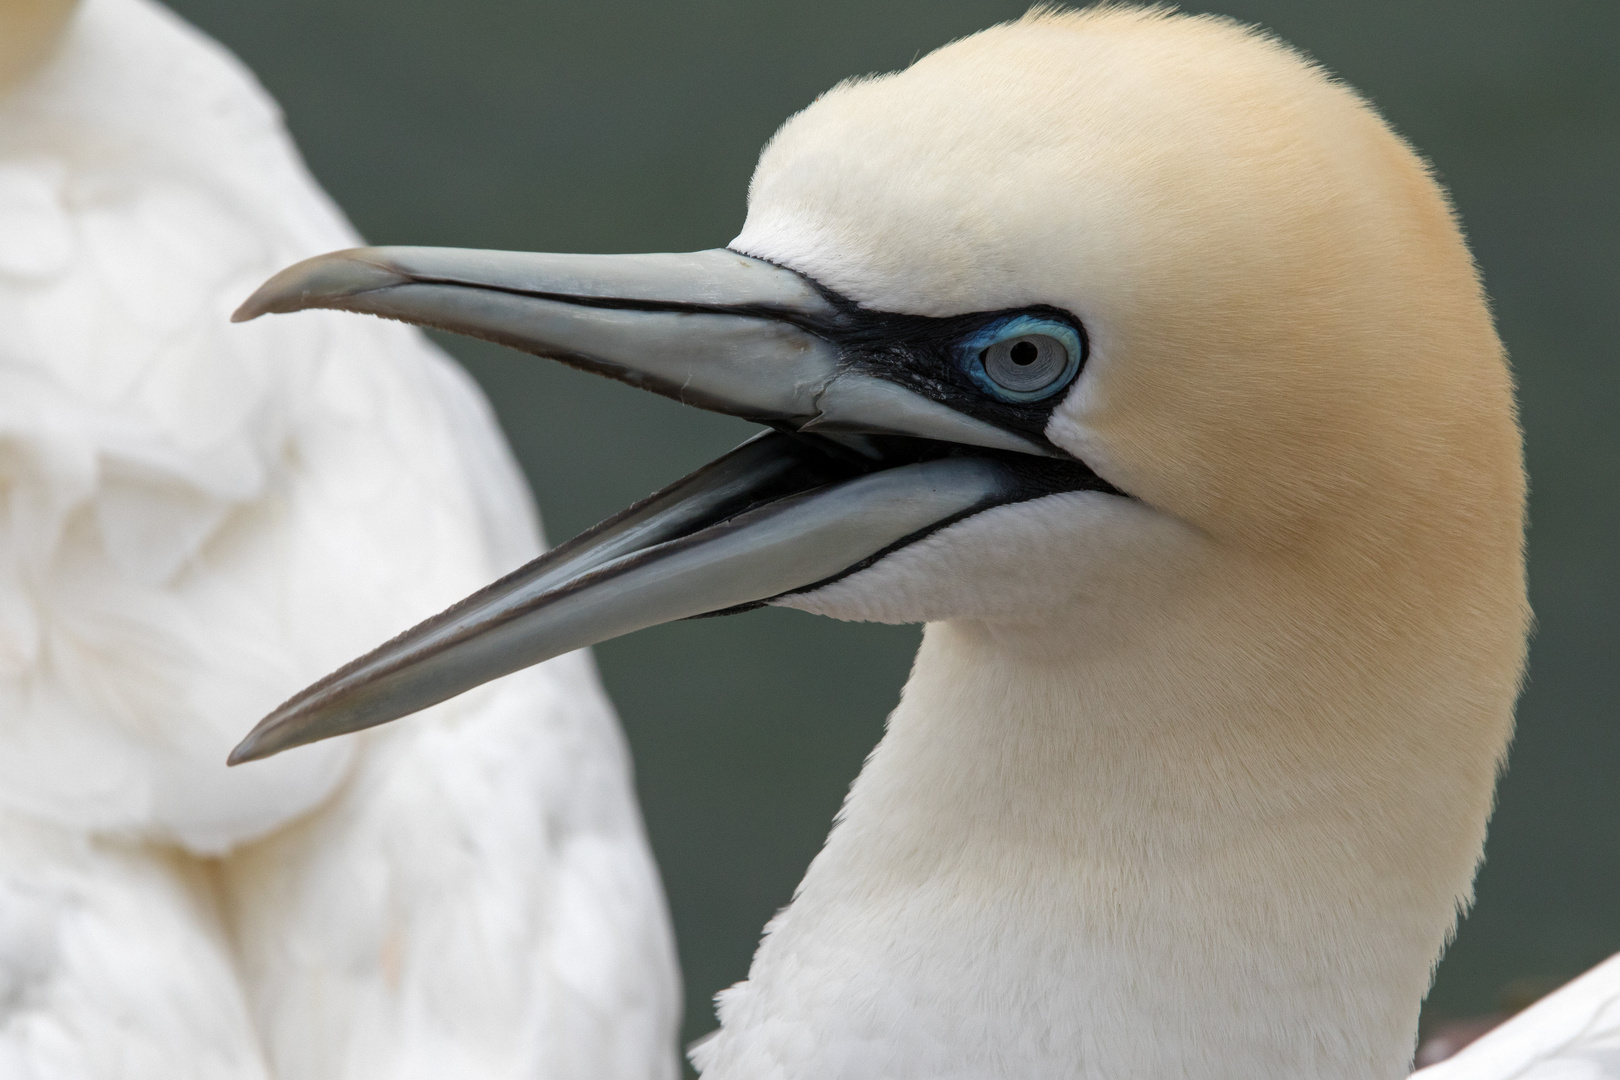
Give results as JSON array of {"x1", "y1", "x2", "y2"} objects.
[{"x1": 0, "y1": 0, "x2": 679, "y2": 1077}]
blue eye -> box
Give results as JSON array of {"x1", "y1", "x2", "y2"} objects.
[{"x1": 958, "y1": 316, "x2": 1084, "y2": 403}]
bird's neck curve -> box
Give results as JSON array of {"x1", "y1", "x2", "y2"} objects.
[{"x1": 702, "y1": 564, "x2": 1510, "y2": 1080}]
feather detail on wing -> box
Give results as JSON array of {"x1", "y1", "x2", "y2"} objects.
[{"x1": 0, "y1": 1, "x2": 680, "y2": 1076}]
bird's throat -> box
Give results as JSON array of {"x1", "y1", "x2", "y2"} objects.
[{"x1": 697, "y1": 597, "x2": 1501, "y2": 1080}]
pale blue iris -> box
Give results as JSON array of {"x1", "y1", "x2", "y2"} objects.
[{"x1": 957, "y1": 315, "x2": 1084, "y2": 403}]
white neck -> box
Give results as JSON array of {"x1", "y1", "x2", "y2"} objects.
[{"x1": 698, "y1": 559, "x2": 1505, "y2": 1080}]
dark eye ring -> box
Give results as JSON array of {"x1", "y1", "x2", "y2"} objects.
[{"x1": 959, "y1": 316, "x2": 1085, "y2": 403}]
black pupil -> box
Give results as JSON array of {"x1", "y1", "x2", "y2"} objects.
[{"x1": 1009, "y1": 340, "x2": 1039, "y2": 366}]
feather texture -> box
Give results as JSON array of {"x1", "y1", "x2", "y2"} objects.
[{"x1": 0, "y1": 0, "x2": 679, "y2": 1075}]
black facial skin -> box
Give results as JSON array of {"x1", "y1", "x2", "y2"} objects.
[{"x1": 736, "y1": 250, "x2": 1092, "y2": 451}]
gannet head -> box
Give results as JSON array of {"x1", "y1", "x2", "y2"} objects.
[
  {"x1": 0, "y1": 0, "x2": 79, "y2": 92},
  {"x1": 227, "y1": 6, "x2": 1525, "y2": 770},
  {"x1": 742, "y1": 8, "x2": 1526, "y2": 638},
  {"x1": 226, "y1": 7, "x2": 1529, "y2": 1074}
]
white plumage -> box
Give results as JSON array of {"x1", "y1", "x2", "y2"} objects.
[{"x1": 0, "y1": 0, "x2": 678, "y2": 1076}]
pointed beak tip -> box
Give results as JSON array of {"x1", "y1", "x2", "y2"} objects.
[
  {"x1": 226, "y1": 715, "x2": 288, "y2": 765},
  {"x1": 231, "y1": 248, "x2": 408, "y2": 324}
]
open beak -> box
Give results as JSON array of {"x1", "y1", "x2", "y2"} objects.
[{"x1": 227, "y1": 247, "x2": 1107, "y2": 765}]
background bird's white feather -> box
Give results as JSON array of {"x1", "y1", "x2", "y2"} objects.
[
  {"x1": 0, "y1": 0, "x2": 679, "y2": 1074},
  {"x1": 0, "y1": 808, "x2": 268, "y2": 1079}
]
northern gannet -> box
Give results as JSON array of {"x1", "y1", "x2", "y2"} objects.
[
  {"x1": 0, "y1": 0, "x2": 677, "y2": 1076},
  {"x1": 229, "y1": 7, "x2": 1537, "y2": 1079}
]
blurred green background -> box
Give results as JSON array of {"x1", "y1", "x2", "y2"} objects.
[{"x1": 165, "y1": 0, "x2": 1618, "y2": 1052}]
